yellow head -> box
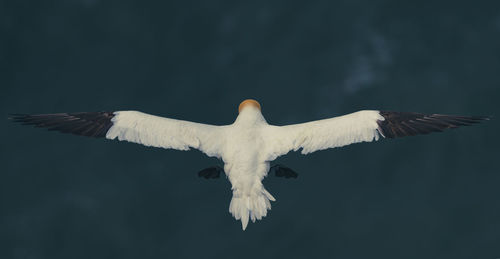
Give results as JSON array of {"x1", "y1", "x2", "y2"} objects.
[{"x1": 238, "y1": 99, "x2": 261, "y2": 113}]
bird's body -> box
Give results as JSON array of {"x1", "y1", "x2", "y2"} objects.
[
  {"x1": 222, "y1": 107, "x2": 275, "y2": 229},
  {"x1": 11, "y1": 99, "x2": 488, "y2": 230}
]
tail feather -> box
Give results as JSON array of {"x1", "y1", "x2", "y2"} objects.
[{"x1": 229, "y1": 187, "x2": 275, "y2": 230}]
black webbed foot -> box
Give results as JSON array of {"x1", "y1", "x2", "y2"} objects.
[
  {"x1": 198, "y1": 166, "x2": 223, "y2": 179},
  {"x1": 271, "y1": 164, "x2": 298, "y2": 179}
]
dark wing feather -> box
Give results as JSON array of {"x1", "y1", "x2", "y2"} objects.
[
  {"x1": 10, "y1": 112, "x2": 115, "y2": 138},
  {"x1": 377, "y1": 111, "x2": 489, "y2": 138}
]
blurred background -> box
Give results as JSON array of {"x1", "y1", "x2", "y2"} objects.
[{"x1": 1, "y1": 1, "x2": 500, "y2": 258}]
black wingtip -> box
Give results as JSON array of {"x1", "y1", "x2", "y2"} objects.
[
  {"x1": 377, "y1": 111, "x2": 490, "y2": 139},
  {"x1": 9, "y1": 114, "x2": 30, "y2": 122},
  {"x1": 456, "y1": 115, "x2": 491, "y2": 124},
  {"x1": 9, "y1": 112, "x2": 115, "y2": 138}
]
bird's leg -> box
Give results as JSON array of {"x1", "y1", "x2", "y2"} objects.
[
  {"x1": 198, "y1": 165, "x2": 224, "y2": 179},
  {"x1": 271, "y1": 164, "x2": 298, "y2": 179}
]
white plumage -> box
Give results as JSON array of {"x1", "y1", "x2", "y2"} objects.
[
  {"x1": 104, "y1": 106, "x2": 385, "y2": 230},
  {"x1": 11, "y1": 99, "x2": 487, "y2": 230},
  {"x1": 106, "y1": 111, "x2": 224, "y2": 157}
]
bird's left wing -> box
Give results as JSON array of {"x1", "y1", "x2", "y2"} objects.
[
  {"x1": 11, "y1": 111, "x2": 224, "y2": 157},
  {"x1": 263, "y1": 110, "x2": 487, "y2": 160}
]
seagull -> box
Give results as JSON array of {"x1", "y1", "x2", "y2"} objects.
[{"x1": 10, "y1": 99, "x2": 488, "y2": 230}]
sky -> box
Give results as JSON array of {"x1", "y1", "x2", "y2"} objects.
[{"x1": 1, "y1": 1, "x2": 500, "y2": 258}]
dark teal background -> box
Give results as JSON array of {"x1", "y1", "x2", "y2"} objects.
[{"x1": 2, "y1": 1, "x2": 500, "y2": 258}]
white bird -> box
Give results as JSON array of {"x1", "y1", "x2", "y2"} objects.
[{"x1": 11, "y1": 99, "x2": 488, "y2": 230}]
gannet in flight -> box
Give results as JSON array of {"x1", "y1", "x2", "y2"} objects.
[{"x1": 10, "y1": 99, "x2": 488, "y2": 230}]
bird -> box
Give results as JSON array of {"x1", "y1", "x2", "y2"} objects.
[{"x1": 10, "y1": 99, "x2": 489, "y2": 230}]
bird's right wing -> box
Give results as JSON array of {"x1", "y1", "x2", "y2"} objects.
[
  {"x1": 11, "y1": 111, "x2": 225, "y2": 158},
  {"x1": 262, "y1": 110, "x2": 487, "y2": 160}
]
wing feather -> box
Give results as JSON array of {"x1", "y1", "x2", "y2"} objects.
[
  {"x1": 263, "y1": 110, "x2": 488, "y2": 160},
  {"x1": 10, "y1": 112, "x2": 115, "y2": 138},
  {"x1": 10, "y1": 111, "x2": 224, "y2": 157},
  {"x1": 377, "y1": 111, "x2": 488, "y2": 138}
]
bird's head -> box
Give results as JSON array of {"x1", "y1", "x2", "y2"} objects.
[{"x1": 238, "y1": 99, "x2": 261, "y2": 114}]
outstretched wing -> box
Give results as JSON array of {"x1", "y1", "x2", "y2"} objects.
[
  {"x1": 263, "y1": 110, "x2": 488, "y2": 159},
  {"x1": 10, "y1": 111, "x2": 224, "y2": 157}
]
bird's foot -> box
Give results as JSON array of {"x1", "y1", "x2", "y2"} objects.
[
  {"x1": 198, "y1": 166, "x2": 223, "y2": 179},
  {"x1": 271, "y1": 164, "x2": 298, "y2": 179}
]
